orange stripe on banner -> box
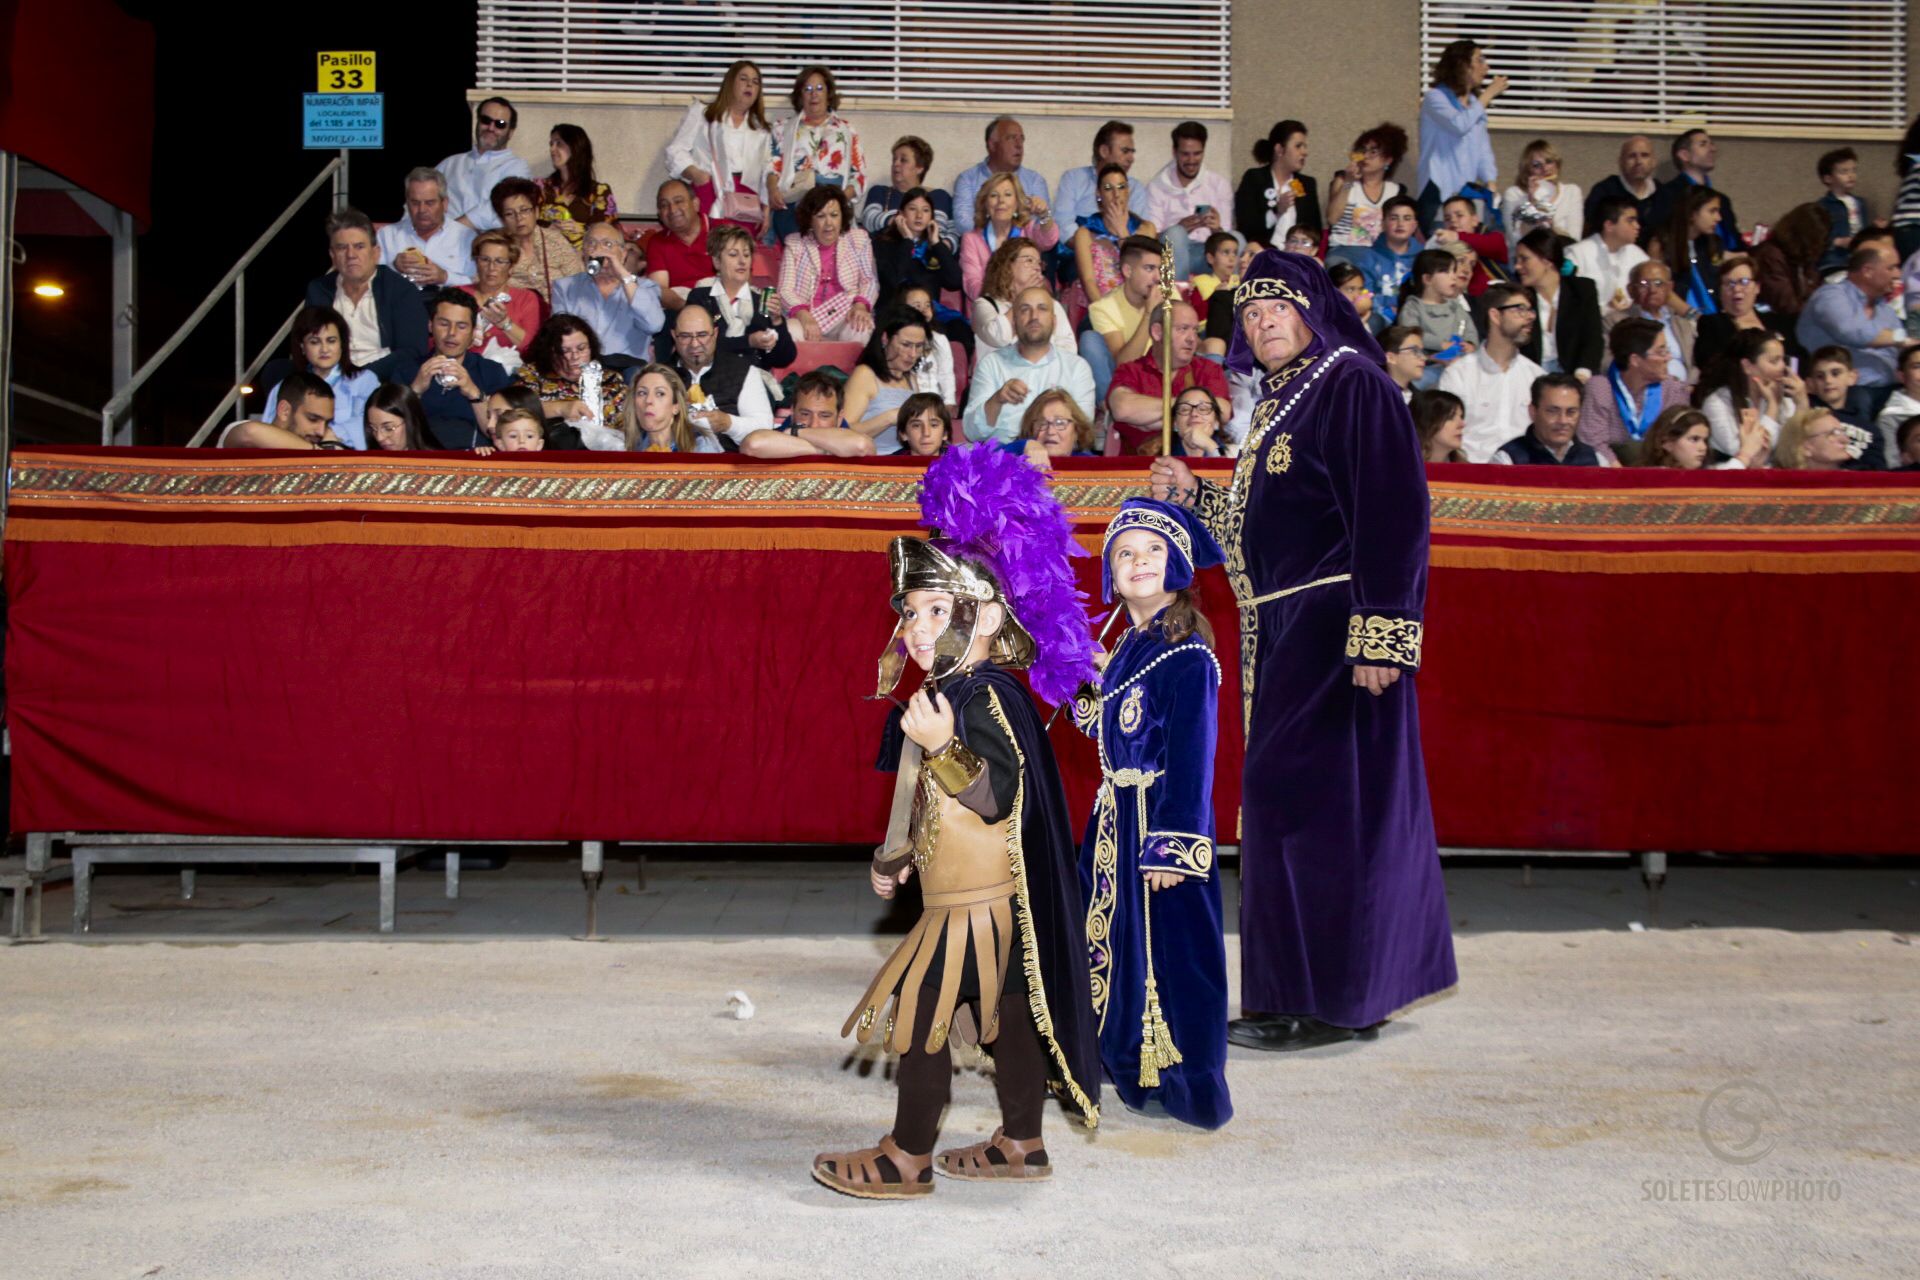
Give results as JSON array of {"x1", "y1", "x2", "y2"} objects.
[{"x1": 1430, "y1": 545, "x2": 1920, "y2": 574}]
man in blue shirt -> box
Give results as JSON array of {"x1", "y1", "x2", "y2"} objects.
[
  {"x1": 1798, "y1": 246, "x2": 1906, "y2": 387},
  {"x1": 549, "y1": 220, "x2": 667, "y2": 368},
  {"x1": 408, "y1": 290, "x2": 512, "y2": 449},
  {"x1": 951, "y1": 117, "x2": 1051, "y2": 235},
  {"x1": 1055, "y1": 120, "x2": 1144, "y2": 230},
  {"x1": 1648, "y1": 130, "x2": 1741, "y2": 253}
]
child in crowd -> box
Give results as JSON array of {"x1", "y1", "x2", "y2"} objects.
[
  {"x1": 1872, "y1": 342, "x2": 1920, "y2": 469},
  {"x1": 1327, "y1": 261, "x2": 1382, "y2": 335},
  {"x1": 1074, "y1": 497, "x2": 1231, "y2": 1130},
  {"x1": 896, "y1": 284, "x2": 958, "y2": 413},
  {"x1": 1353, "y1": 196, "x2": 1423, "y2": 324},
  {"x1": 1191, "y1": 231, "x2": 1244, "y2": 355},
  {"x1": 1896, "y1": 416, "x2": 1920, "y2": 470},
  {"x1": 1816, "y1": 148, "x2": 1870, "y2": 276},
  {"x1": 1436, "y1": 195, "x2": 1510, "y2": 298},
  {"x1": 1394, "y1": 248, "x2": 1478, "y2": 388},
  {"x1": 492, "y1": 407, "x2": 547, "y2": 453},
  {"x1": 894, "y1": 392, "x2": 950, "y2": 457},
  {"x1": 1804, "y1": 345, "x2": 1889, "y2": 469},
  {"x1": 1381, "y1": 324, "x2": 1429, "y2": 404},
  {"x1": 1282, "y1": 228, "x2": 1321, "y2": 260}
]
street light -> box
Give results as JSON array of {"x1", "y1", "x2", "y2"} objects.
[{"x1": 32, "y1": 282, "x2": 65, "y2": 299}]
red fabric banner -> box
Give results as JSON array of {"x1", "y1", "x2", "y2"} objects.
[{"x1": 7, "y1": 448, "x2": 1919, "y2": 852}]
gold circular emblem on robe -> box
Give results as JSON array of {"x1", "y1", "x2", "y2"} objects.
[{"x1": 1119, "y1": 685, "x2": 1145, "y2": 735}]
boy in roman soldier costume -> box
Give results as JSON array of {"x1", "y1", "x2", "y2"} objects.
[{"x1": 813, "y1": 444, "x2": 1101, "y2": 1200}]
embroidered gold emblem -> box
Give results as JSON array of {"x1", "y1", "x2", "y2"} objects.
[
  {"x1": 1265, "y1": 431, "x2": 1293, "y2": 475},
  {"x1": 1346, "y1": 614, "x2": 1424, "y2": 668},
  {"x1": 1118, "y1": 686, "x2": 1145, "y2": 735}
]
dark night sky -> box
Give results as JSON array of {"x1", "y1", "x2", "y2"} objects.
[{"x1": 11, "y1": 6, "x2": 480, "y2": 444}]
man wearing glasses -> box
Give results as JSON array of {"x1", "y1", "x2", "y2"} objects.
[
  {"x1": 1620, "y1": 261, "x2": 1698, "y2": 385},
  {"x1": 439, "y1": 97, "x2": 534, "y2": 233},
  {"x1": 1437, "y1": 281, "x2": 1545, "y2": 462}
]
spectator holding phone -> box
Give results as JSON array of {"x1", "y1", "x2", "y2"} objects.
[{"x1": 1139, "y1": 121, "x2": 1234, "y2": 280}]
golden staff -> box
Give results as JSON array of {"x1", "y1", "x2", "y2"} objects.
[{"x1": 1159, "y1": 234, "x2": 1176, "y2": 457}]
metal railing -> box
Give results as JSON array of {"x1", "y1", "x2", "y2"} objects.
[{"x1": 100, "y1": 153, "x2": 349, "y2": 447}]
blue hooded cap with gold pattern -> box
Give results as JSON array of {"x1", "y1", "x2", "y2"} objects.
[
  {"x1": 1225, "y1": 248, "x2": 1384, "y2": 377},
  {"x1": 1101, "y1": 497, "x2": 1226, "y2": 603}
]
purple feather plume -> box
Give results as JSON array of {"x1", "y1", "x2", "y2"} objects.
[{"x1": 918, "y1": 443, "x2": 1098, "y2": 706}]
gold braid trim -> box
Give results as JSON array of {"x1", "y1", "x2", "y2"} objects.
[
  {"x1": 986, "y1": 687, "x2": 1100, "y2": 1128},
  {"x1": 923, "y1": 738, "x2": 985, "y2": 796}
]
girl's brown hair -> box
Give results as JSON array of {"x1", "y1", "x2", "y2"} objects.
[
  {"x1": 1155, "y1": 587, "x2": 1215, "y2": 647},
  {"x1": 982, "y1": 236, "x2": 1046, "y2": 305},
  {"x1": 1639, "y1": 406, "x2": 1709, "y2": 469}
]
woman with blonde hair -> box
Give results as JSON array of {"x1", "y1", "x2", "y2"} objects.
[
  {"x1": 959, "y1": 171, "x2": 1060, "y2": 306},
  {"x1": 625, "y1": 363, "x2": 722, "y2": 453},
  {"x1": 1499, "y1": 139, "x2": 1582, "y2": 248},
  {"x1": 1772, "y1": 406, "x2": 1853, "y2": 470},
  {"x1": 460, "y1": 230, "x2": 540, "y2": 360},
  {"x1": 663, "y1": 59, "x2": 775, "y2": 236}
]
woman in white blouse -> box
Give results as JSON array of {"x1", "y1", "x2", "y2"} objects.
[
  {"x1": 1499, "y1": 139, "x2": 1582, "y2": 252},
  {"x1": 1695, "y1": 329, "x2": 1807, "y2": 464},
  {"x1": 969, "y1": 238, "x2": 1075, "y2": 358},
  {"x1": 664, "y1": 60, "x2": 775, "y2": 238}
]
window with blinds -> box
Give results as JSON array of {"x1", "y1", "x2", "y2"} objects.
[
  {"x1": 476, "y1": 0, "x2": 1233, "y2": 111},
  {"x1": 1420, "y1": 0, "x2": 1908, "y2": 136}
]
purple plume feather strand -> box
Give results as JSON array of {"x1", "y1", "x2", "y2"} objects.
[{"x1": 917, "y1": 443, "x2": 1099, "y2": 706}]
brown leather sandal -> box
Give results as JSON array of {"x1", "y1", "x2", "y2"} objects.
[
  {"x1": 934, "y1": 1126, "x2": 1052, "y2": 1182},
  {"x1": 811, "y1": 1134, "x2": 934, "y2": 1200}
]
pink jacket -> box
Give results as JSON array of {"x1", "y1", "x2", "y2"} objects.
[
  {"x1": 778, "y1": 227, "x2": 880, "y2": 315},
  {"x1": 959, "y1": 220, "x2": 1062, "y2": 306}
]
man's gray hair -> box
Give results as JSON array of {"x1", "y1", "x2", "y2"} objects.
[
  {"x1": 325, "y1": 206, "x2": 375, "y2": 242},
  {"x1": 405, "y1": 167, "x2": 449, "y2": 198}
]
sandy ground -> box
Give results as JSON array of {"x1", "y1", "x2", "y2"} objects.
[{"x1": 2, "y1": 930, "x2": 1916, "y2": 1279}]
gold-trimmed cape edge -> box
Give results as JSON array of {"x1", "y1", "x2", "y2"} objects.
[{"x1": 986, "y1": 686, "x2": 1099, "y2": 1128}]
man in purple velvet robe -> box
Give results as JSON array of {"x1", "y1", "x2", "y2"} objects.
[{"x1": 1150, "y1": 249, "x2": 1458, "y2": 1051}]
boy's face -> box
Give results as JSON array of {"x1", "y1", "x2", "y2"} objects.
[
  {"x1": 1826, "y1": 159, "x2": 1859, "y2": 194},
  {"x1": 1207, "y1": 243, "x2": 1239, "y2": 279},
  {"x1": 1383, "y1": 207, "x2": 1418, "y2": 246},
  {"x1": 900, "y1": 589, "x2": 957, "y2": 672},
  {"x1": 1281, "y1": 232, "x2": 1315, "y2": 259},
  {"x1": 1442, "y1": 200, "x2": 1479, "y2": 233},
  {"x1": 497, "y1": 418, "x2": 545, "y2": 452},
  {"x1": 1808, "y1": 359, "x2": 1857, "y2": 406},
  {"x1": 1902, "y1": 350, "x2": 1920, "y2": 395}
]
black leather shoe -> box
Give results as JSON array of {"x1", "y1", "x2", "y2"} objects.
[{"x1": 1228, "y1": 1014, "x2": 1368, "y2": 1052}]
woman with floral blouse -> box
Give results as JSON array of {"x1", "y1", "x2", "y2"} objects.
[{"x1": 769, "y1": 65, "x2": 865, "y2": 241}]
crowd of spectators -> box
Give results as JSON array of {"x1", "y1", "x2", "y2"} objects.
[{"x1": 226, "y1": 50, "x2": 1920, "y2": 471}]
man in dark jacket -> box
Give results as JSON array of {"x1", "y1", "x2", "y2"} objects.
[
  {"x1": 407, "y1": 290, "x2": 511, "y2": 449},
  {"x1": 1494, "y1": 372, "x2": 1608, "y2": 465},
  {"x1": 304, "y1": 208, "x2": 430, "y2": 379}
]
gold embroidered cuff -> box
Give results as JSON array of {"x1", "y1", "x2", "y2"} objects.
[
  {"x1": 922, "y1": 738, "x2": 985, "y2": 797},
  {"x1": 1345, "y1": 614, "x2": 1424, "y2": 670},
  {"x1": 1142, "y1": 834, "x2": 1215, "y2": 880},
  {"x1": 1193, "y1": 479, "x2": 1232, "y2": 543}
]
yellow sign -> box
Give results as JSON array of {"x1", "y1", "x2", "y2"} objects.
[{"x1": 317, "y1": 52, "x2": 376, "y2": 93}]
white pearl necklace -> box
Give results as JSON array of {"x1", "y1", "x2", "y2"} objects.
[{"x1": 1101, "y1": 642, "x2": 1223, "y2": 701}]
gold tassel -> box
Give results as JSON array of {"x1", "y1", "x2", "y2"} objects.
[{"x1": 1137, "y1": 886, "x2": 1183, "y2": 1088}]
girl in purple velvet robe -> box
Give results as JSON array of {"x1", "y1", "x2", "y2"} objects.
[
  {"x1": 1072, "y1": 498, "x2": 1232, "y2": 1128},
  {"x1": 1152, "y1": 249, "x2": 1458, "y2": 1052}
]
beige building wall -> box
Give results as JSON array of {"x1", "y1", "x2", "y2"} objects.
[
  {"x1": 474, "y1": 92, "x2": 1231, "y2": 224},
  {"x1": 1233, "y1": 2, "x2": 1918, "y2": 237}
]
